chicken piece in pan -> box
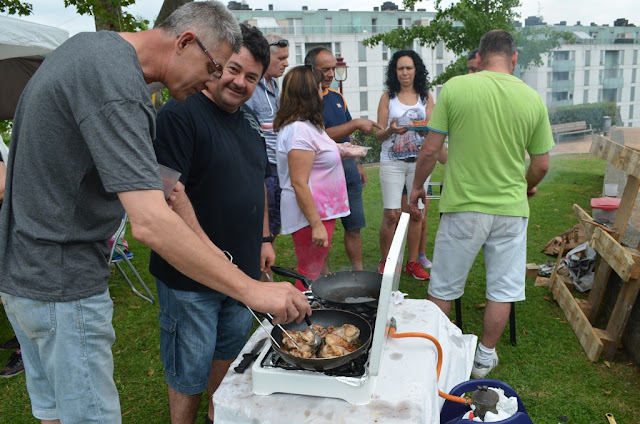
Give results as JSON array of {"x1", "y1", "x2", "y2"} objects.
[
  {"x1": 326, "y1": 324, "x2": 360, "y2": 343},
  {"x1": 281, "y1": 331, "x2": 313, "y2": 358},
  {"x1": 280, "y1": 324, "x2": 360, "y2": 359}
]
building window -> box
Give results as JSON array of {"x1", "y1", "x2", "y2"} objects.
[
  {"x1": 334, "y1": 42, "x2": 341, "y2": 58},
  {"x1": 620, "y1": 50, "x2": 625, "y2": 65},
  {"x1": 583, "y1": 90, "x2": 589, "y2": 104},
  {"x1": 600, "y1": 50, "x2": 604, "y2": 65},
  {"x1": 633, "y1": 68, "x2": 637, "y2": 84},
  {"x1": 436, "y1": 63, "x2": 443, "y2": 78},
  {"x1": 288, "y1": 18, "x2": 303, "y2": 35},
  {"x1": 599, "y1": 69, "x2": 603, "y2": 83},
  {"x1": 584, "y1": 70, "x2": 590, "y2": 86},
  {"x1": 359, "y1": 67, "x2": 367, "y2": 87},
  {"x1": 372, "y1": 18, "x2": 378, "y2": 33},
  {"x1": 552, "y1": 92, "x2": 569, "y2": 101},
  {"x1": 436, "y1": 41, "x2": 444, "y2": 59},
  {"x1": 358, "y1": 43, "x2": 367, "y2": 62},
  {"x1": 634, "y1": 50, "x2": 638, "y2": 65},
  {"x1": 631, "y1": 87, "x2": 636, "y2": 102},
  {"x1": 325, "y1": 18, "x2": 332, "y2": 34},
  {"x1": 630, "y1": 105, "x2": 634, "y2": 121},
  {"x1": 295, "y1": 43, "x2": 302, "y2": 65},
  {"x1": 382, "y1": 44, "x2": 388, "y2": 61},
  {"x1": 360, "y1": 91, "x2": 368, "y2": 112},
  {"x1": 585, "y1": 50, "x2": 591, "y2": 67}
]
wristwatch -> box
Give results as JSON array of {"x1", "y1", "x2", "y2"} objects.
[{"x1": 262, "y1": 234, "x2": 275, "y2": 243}]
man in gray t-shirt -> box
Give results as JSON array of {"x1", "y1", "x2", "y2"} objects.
[
  {"x1": 0, "y1": 2, "x2": 310, "y2": 422},
  {"x1": 245, "y1": 34, "x2": 289, "y2": 242}
]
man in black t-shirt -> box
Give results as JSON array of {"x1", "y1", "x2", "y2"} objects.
[{"x1": 151, "y1": 25, "x2": 273, "y2": 424}]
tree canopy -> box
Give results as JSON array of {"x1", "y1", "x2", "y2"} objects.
[
  {"x1": 364, "y1": 0, "x2": 573, "y2": 84},
  {"x1": 0, "y1": 0, "x2": 32, "y2": 15},
  {"x1": 1, "y1": 0, "x2": 147, "y2": 31}
]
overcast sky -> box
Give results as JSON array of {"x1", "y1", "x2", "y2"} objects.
[{"x1": 6, "y1": 0, "x2": 639, "y2": 36}]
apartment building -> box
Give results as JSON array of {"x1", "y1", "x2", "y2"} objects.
[
  {"x1": 230, "y1": 4, "x2": 640, "y2": 127},
  {"x1": 518, "y1": 24, "x2": 639, "y2": 127}
]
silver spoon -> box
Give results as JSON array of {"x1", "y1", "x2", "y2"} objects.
[{"x1": 304, "y1": 315, "x2": 323, "y2": 354}]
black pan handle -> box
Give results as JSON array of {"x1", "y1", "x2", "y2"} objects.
[{"x1": 270, "y1": 266, "x2": 312, "y2": 290}]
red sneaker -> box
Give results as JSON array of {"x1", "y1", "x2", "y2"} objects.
[
  {"x1": 405, "y1": 261, "x2": 430, "y2": 280},
  {"x1": 377, "y1": 260, "x2": 386, "y2": 274}
]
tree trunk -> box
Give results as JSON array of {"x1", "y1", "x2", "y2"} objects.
[
  {"x1": 155, "y1": 0, "x2": 193, "y2": 27},
  {"x1": 93, "y1": 0, "x2": 123, "y2": 31}
]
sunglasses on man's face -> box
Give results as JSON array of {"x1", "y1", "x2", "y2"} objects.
[{"x1": 269, "y1": 40, "x2": 289, "y2": 48}]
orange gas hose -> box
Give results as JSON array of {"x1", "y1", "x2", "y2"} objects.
[{"x1": 389, "y1": 327, "x2": 472, "y2": 405}]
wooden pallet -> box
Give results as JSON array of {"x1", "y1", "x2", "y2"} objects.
[{"x1": 548, "y1": 135, "x2": 640, "y2": 361}]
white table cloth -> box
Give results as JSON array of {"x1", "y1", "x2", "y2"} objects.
[{"x1": 213, "y1": 299, "x2": 477, "y2": 423}]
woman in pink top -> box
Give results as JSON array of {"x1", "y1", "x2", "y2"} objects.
[{"x1": 274, "y1": 66, "x2": 350, "y2": 290}]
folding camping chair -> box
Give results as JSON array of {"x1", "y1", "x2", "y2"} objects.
[{"x1": 108, "y1": 213, "x2": 155, "y2": 304}]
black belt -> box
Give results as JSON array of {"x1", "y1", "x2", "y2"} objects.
[{"x1": 402, "y1": 157, "x2": 417, "y2": 163}]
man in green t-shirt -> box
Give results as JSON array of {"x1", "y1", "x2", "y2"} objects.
[{"x1": 410, "y1": 30, "x2": 554, "y2": 378}]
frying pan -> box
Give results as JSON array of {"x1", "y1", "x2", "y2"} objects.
[
  {"x1": 271, "y1": 309, "x2": 372, "y2": 371},
  {"x1": 271, "y1": 266, "x2": 381, "y2": 307}
]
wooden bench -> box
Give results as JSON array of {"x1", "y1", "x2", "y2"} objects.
[{"x1": 550, "y1": 121, "x2": 594, "y2": 142}]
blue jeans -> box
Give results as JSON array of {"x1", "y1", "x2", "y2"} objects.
[
  {"x1": 1, "y1": 290, "x2": 120, "y2": 423},
  {"x1": 341, "y1": 158, "x2": 366, "y2": 231},
  {"x1": 156, "y1": 280, "x2": 253, "y2": 395}
]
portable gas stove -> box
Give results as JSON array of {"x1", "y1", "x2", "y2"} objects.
[{"x1": 251, "y1": 214, "x2": 410, "y2": 405}]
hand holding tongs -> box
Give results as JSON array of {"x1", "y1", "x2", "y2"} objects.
[{"x1": 244, "y1": 305, "x2": 303, "y2": 351}]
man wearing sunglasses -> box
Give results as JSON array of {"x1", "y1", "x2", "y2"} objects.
[
  {"x1": 0, "y1": 2, "x2": 310, "y2": 423},
  {"x1": 246, "y1": 35, "x2": 289, "y2": 253}
]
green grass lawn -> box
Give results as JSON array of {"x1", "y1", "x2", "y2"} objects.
[{"x1": 1, "y1": 153, "x2": 639, "y2": 423}]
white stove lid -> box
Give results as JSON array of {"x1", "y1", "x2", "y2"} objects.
[{"x1": 368, "y1": 212, "x2": 409, "y2": 376}]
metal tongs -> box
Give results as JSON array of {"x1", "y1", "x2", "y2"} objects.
[{"x1": 245, "y1": 306, "x2": 302, "y2": 350}]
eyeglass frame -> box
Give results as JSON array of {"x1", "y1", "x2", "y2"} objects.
[
  {"x1": 269, "y1": 39, "x2": 289, "y2": 48},
  {"x1": 195, "y1": 36, "x2": 223, "y2": 80}
]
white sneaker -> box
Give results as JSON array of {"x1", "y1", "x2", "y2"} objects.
[{"x1": 471, "y1": 351, "x2": 499, "y2": 378}]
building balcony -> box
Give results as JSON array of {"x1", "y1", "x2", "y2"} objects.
[
  {"x1": 551, "y1": 80, "x2": 575, "y2": 91},
  {"x1": 551, "y1": 60, "x2": 575, "y2": 72},
  {"x1": 603, "y1": 77, "x2": 624, "y2": 89},
  {"x1": 550, "y1": 99, "x2": 573, "y2": 108}
]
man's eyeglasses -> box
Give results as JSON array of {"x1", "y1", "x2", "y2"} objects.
[
  {"x1": 195, "y1": 36, "x2": 223, "y2": 80},
  {"x1": 269, "y1": 40, "x2": 289, "y2": 48}
]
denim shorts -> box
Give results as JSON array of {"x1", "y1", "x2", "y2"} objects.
[
  {"x1": 1, "y1": 290, "x2": 120, "y2": 423},
  {"x1": 266, "y1": 163, "x2": 282, "y2": 235},
  {"x1": 341, "y1": 158, "x2": 366, "y2": 231},
  {"x1": 428, "y1": 212, "x2": 528, "y2": 302},
  {"x1": 156, "y1": 280, "x2": 253, "y2": 395}
]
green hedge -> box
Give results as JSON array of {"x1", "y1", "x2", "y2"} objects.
[{"x1": 548, "y1": 102, "x2": 617, "y2": 131}]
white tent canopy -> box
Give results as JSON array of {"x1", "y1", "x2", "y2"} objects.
[
  {"x1": 0, "y1": 15, "x2": 69, "y2": 60},
  {"x1": 0, "y1": 15, "x2": 69, "y2": 120}
]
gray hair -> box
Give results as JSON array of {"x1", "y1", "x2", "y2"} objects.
[
  {"x1": 265, "y1": 33, "x2": 285, "y2": 54},
  {"x1": 157, "y1": 1, "x2": 242, "y2": 53}
]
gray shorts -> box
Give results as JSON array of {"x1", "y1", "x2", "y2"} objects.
[{"x1": 428, "y1": 212, "x2": 528, "y2": 302}]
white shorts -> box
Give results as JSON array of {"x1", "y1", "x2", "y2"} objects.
[
  {"x1": 428, "y1": 212, "x2": 528, "y2": 302},
  {"x1": 379, "y1": 160, "x2": 431, "y2": 210}
]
